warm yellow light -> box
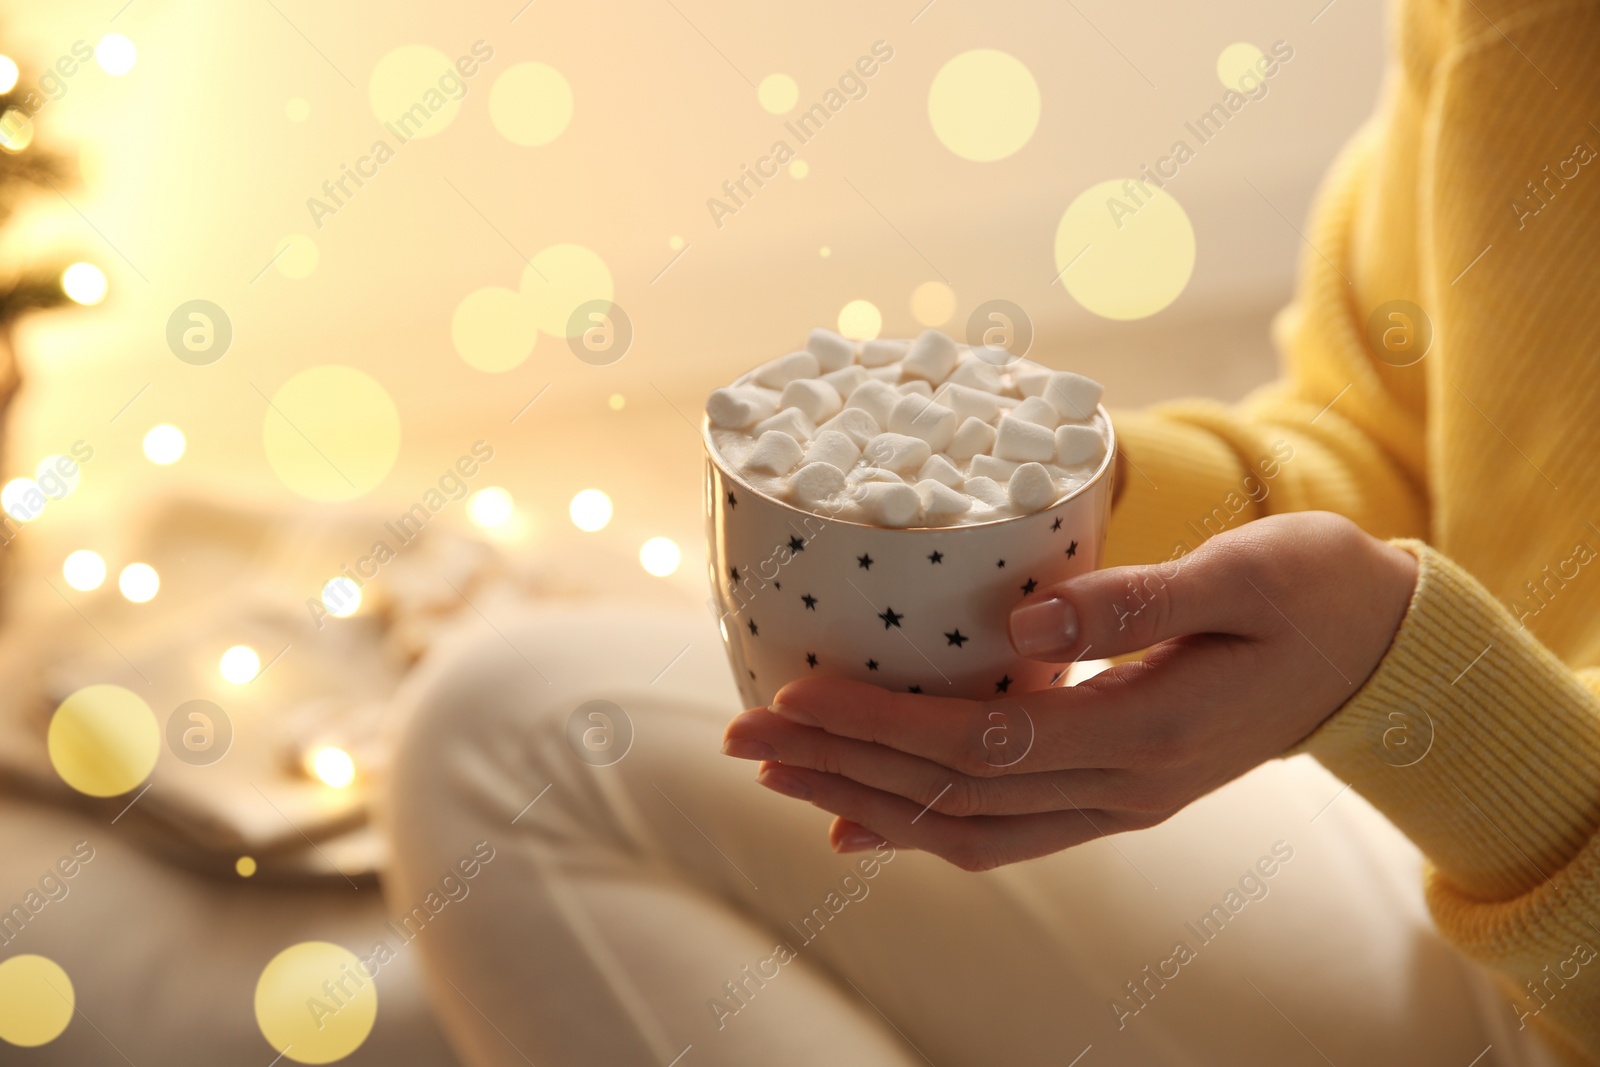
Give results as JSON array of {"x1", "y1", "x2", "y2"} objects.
[
  {"x1": 0, "y1": 108, "x2": 33, "y2": 153},
  {"x1": 1, "y1": 478, "x2": 45, "y2": 522},
  {"x1": 639, "y1": 537, "x2": 681, "y2": 577},
  {"x1": 62, "y1": 550, "x2": 106, "y2": 591},
  {"x1": 608, "y1": 393, "x2": 626, "y2": 411},
  {"x1": 118, "y1": 562, "x2": 159, "y2": 603},
  {"x1": 309, "y1": 746, "x2": 355, "y2": 788},
  {"x1": 0, "y1": 57, "x2": 18, "y2": 94},
  {"x1": 61, "y1": 263, "x2": 107, "y2": 305},
  {"x1": 95, "y1": 34, "x2": 137, "y2": 76},
  {"x1": 468, "y1": 486, "x2": 514, "y2": 528},
  {"x1": 236, "y1": 856, "x2": 257, "y2": 877},
  {"x1": 837, "y1": 299, "x2": 882, "y2": 340},
  {"x1": 569, "y1": 489, "x2": 612, "y2": 532},
  {"x1": 142, "y1": 424, "x2": 185, "y2": 465},
  {"x1": 820, "y1": 246, "x2": 831, "y2": 258},
  {"x1": 219, "y1": 645, "x2": 261, "y2": 684},
  {"x1": 321, "y1": 577, "x2": 361, "y2": 618}
]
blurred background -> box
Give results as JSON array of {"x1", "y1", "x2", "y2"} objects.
[{"x1": 0, "y1": 0, "x2": 1388, "y2": 1062}]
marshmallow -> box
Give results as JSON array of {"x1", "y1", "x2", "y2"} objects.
[
  {"x1": 1010, "y1": 395, "x2": 1060, "y2": 429},
  {"x1": 964, "y1": 475, "x2": 1009, "y2": 508},
  {"x1": 946, "y1": 358, "x2": 1004, "y2": 394},
  {"x1": 816, "y1": 407, "x2": 881, "y2": 447},
  {"x1": 856, "y1": 481, "x2": 921, "y2": 527},
  {"x1": 901, "y1": 329, "x2": 960, "y2": 384},
  {"x1": 865, "y1": 365, "x2": 903, "y2": 382},
  {"x1": 820, "y1": 365, "x2": 869, "y2": 397},
  {"x1": 804, "y1": 429, "x2": 862, "y2": 472},
  {"x1": 1008, "y1": 462, "x2": 1057, "y2": 513},
  {"x1": 859, "y1": 339, "x2": 908, "y2": 367},
  {"x1": 706, "y1": 386, "x2": 779, "y2": 430},
  {"x1": 888, "y1": 395, "x2": 958, "y2": 452},
  {"x1": 752, "y1": 351, "x2": 820, "y2": 389},
  {"x1": 1041, "y1": 372, "x2": 1104, "y2": 421},
  {"x1": 994, "y1": 415, "x2": 1056, "y2": 462},
  {"x1": 850, "y1": 466, "x2": 905, "y2": 484},
  {"x1": 916, "y1": 478, "x2": 971, "y2": 521},
  {"x1": 845, "y1": 379, "x2": 899, "y2": 426},
  {"x1": 947, "y1": 416, "x2": 997, "y2": 461},
  {"x1": 862, "y1": 432, "x2": 933, "y2": 473},
  {"x1": 970, "y1": 453, "x2": 1021, "y2": 481},
  {"x1": 790, "y1": 461, "x2": 848, "y2": 508},
  {"x1": 917, "y1": 453, "x2": 965, "y2": 488},
  {"x1": 779, "y1": 378, "x2": 843, "y2": 423},
  {"x1": 1055, "y1": 424, "x2": 1105, "y2": 466},
  {"x1": 937, "y1": 383, "x2": 1000, "y2": 424},
  {"x1": 806, "y1": 328, "x2": 855, "y2": 373},
  {"x1": 1013, "y1": 368, "x2": 1051, "y2": 399},
  {"x1": 900, "y1": 380, "x2": 934, "y2": 399},
  {"x1": 754, "y1": 407, "x2": 817, "y2": 441},
  {"x1": 745, "y1": 430, "x2": 804, "y2": 476}
]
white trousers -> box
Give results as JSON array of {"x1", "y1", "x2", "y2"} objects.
[{"x1": 380, "y1": 604, "x2": 1561, "y2": 1067}]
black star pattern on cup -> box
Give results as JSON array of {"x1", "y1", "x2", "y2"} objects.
[
  {"x1": 1051, "y1": 516, "x2": 1062, "y2": 532},
  {"x1": 748, "y1": 669, "x2": 756, "y2": 679},
  {"x1": 866, "y1": 659, "x2": 879, "y2": 671},
  {"x1": 908, "y1": 685, "x2": 922, "y2": 694},
  {"x1": 774, "y1": 581, "x2": 781, "y2": 589},
  {"x1": 858, "y1": 553, "x2": 874, "y2": 570},
  {"x1": 788, "y1": 535, "x2": 806, "y2": 553},
  {"x1": 729, "y1": 565, "x2": 741, "y2": 582},
  {"x1": 1066, "y1": 540, "x2": 1078, "y2": 559},
  {"x1": 748, "y1": 619, "x2": 759, "y2": 636},
  {"x1": 806, "y1": 652, "x2": 818, "y2": 668},
  {"x1": 945, "y1": 629, "x2": 968, "y2": 647},
  {"x1": 802, "y1": 594, "x2": 818, "y2": 610},
  {"x1": 996, "y1": 559, "x2": 1006, "y2": 568},
  {"x1": 1021, "y1": 577, "x2": 1038, "y2": 594},
  {"x1": 878, "y1": 606, "x2": 904, "y2": 629},
  {"x1": 928, "y1": 550, "x2": 944, "y2": 564},
  {"x1": 728, "y1": 491, "x2": 738, "y2": 508},
  {"x1": 995, "y1": 674, "x2": 1013, "y2": 693},
  {"x1": 1048, "y1": 669, "x2": 1065, "y2": 685}
]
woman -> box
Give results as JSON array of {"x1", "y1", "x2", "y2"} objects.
[{"x1": 383, "y1": 0, "x2": 1600, "y2": 1062}]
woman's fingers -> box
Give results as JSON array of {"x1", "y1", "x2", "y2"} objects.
[
  {"x1": 724, "y1": 707, "x2": 1162, "y2": 816},
  {"x1": 753, "y1": 760, "x2": 1143, "y2": 871}
]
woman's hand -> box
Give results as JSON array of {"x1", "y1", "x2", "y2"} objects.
[{"x1": 721, "y1": 511, "x2": 1418, "y2": 871}]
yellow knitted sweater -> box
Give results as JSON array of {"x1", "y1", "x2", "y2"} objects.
[{"x1": 1105, "y1": 0, "x2": 1600, "y2": 1058}]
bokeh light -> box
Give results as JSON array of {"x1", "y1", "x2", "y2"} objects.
[
  {"x1": 1, "y1": 478, "x2": 45, "y2": 522},
  {"x1": 273, "y1": 233, "x2": 318, "y2": 279},
  {"x1": 522, "y1": 244, "x2": 613, "y2": 337},
  {"x1": 61, "y1": 263, "x2": 107, "y2": 305},
  {"x1": 569, "y1": 488, "x2": 612, "y2": 532},
  {"x1": 46, "y1": 684, "x2": 159, "y2": 797},
  {"x1": 639, "y1": 537, "x2": 681, "y2": 577},
  {"x1": 837, "y1": 299, "x2": 882, "y2": 340},
  {"x1": 308, "y1": 746, "x2": 356, "y2": 788},
  {"x1": 369, "y1": 45, "x2": 461, "y2": 138},
  {"x1": 0, "y1": 955, "x2": 74, "y2": 1047},
  {"x1": 0, "y1": 107, "x2": 33, "y2": 152},
  {"x1": 789, "y1": 159, "x2": 809, "y2": 179},
  {"x1": 236, "y1": 855, "x2": 258, "y2": 878},
  {"x1": 468, "y1": 486, "x2": 514, "y2": 528},
  {"x1": 928, "y1": 50, "x2": 1040, "y2": 161},
  {"x1": 261, "y1": 365, "x2": 401, "y2": 502},
  {"x1": 219, "y1": 645, "x2": 261, "y2": 684},
  {"x1": 758, "y1": 73, "x2": 799, "y2": 114},
  {"x1": 608, "y1": 393, "x2": 626, "y2": 411},
  {"x1": 489, "y1": 62, "x2": 573, "y2": 146},
  {"x1": 1217, "y1": 43, "x2": 1267, "y2": 93},
  {"x1": 911, "y1": 281, "x2": 957, "y2": 326},
  {"x1": 142, "y1": 424, "x2": 186, "y2": 465},
  {"x1": 321, "y1": 577, "x2": 361, "y2": 618},
  {"x1": 0, "y1": 56, "x2": 17, "y2": 94},
  {"x1": 451, "y1": 287, "x2": 538, "y2": 372},
  {"x1": 255, "y1": 942, "x2": 377, "y2": 1062},
  {"x1": 1055, "y1": 179, "x2": 1195, "y2": 320},
  {"x1": 118, "y1": 562, "x2": 159, "y2": 602},
  {"x1": 62, "y1": 550, "x2": 106, "y2": 591},
  {"x1": 95, "y1": 34, "x2": 137, "y2": 76}
]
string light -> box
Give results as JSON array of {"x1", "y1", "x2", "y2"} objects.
[
  {"x1": 467, "y1": 486, "x2": 514, "y2": 529},
  {"x1": 118, "y1": 563, "x2": 159, "y2": 603},
  {"x1": 321, "y1": 577, "x2": 361, "y2": 618},
  {"x1": 569, "y1": 489, "x2": 612, "y2": 532},
  {"x1": 63, "y1": 550, "x2": 106, "y2": 591},
  {"x1": 639, "y1": 537, "x2": 681, "y2": 577},
  {"x1": 142, "y1": 424, "x2": 185, "y2": 465},
  {"x1": 61, "y1": 263, "x2": 107, "y2": 305},
  {"x1": 219, "y1": 645, "x2": 260, "y2": 684},
  {"x1": 0, "y1": 56, "x2": 17, "y2": 94},
  {"x1": 95, "y1": 34, "x2": 137, "y2": 76},
  {"x1": 308, "y1": 746, "x2": 355, "y2": 788}
]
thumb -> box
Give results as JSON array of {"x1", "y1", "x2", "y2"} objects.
[{"x1": 1008, "y1": 546, "x2": 1263, "y2": 662}]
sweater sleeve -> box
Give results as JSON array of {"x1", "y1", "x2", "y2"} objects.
[{"x1": 1292, "y1": 543, "x2": 1600, "y2": 1060}]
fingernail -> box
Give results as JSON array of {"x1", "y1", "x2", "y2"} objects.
[
  {"x1": 835, "y1": 828, "x2": 888, "y2": 853},
  {"x1": 756, "y1": 765, "x2": 812, "y2": 800},
  {"x1": 722, "y1": 738, "x2": 778, "y2": 761},
  {"x1": 769, "y1": 700, "x2": 820, "y2": 728},
  {"x1": 1011, "y1": 597, "x2": 1078, "y2": 658}
]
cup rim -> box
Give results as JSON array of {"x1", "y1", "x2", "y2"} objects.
[{"x1": 702, "y1": 403, "x2": 1117, "y2": 532}]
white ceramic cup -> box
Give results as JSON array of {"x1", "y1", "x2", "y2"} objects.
[{"x1": 703, "y1": 411, "x2": 1116, "y2": 709}]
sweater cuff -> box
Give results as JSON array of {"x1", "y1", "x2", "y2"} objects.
[{"x1": 1292, "y1": 541, "x2": 1600, "y2": 902}]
